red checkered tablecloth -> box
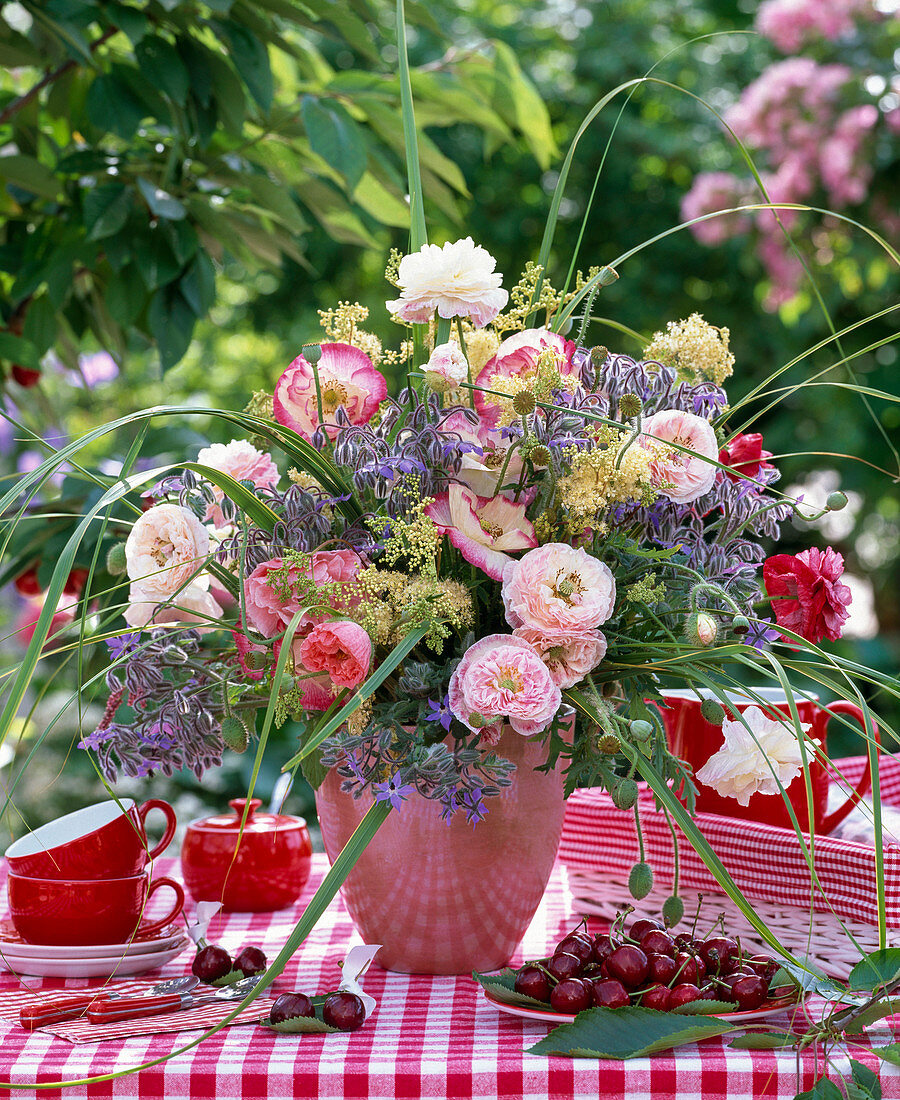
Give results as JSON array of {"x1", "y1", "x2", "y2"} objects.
[{"x1": 0, "y1": 856, "x2": 897, "y2": 1099}]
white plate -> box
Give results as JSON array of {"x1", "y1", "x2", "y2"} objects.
[
  {"x1": 0, "y1": 941, "x2": 189, "y2": 978},
  {"x1": 482, "y1": 986, "x2": 808, "y2": 1025},
  {"x1": 0, "y1": 921, "x2": 184, "y2": 959}
]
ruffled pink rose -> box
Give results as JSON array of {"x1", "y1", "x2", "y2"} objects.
[
  {"x1": 512, "y1": 627, "x2": 607, "y2": 689},
  {"x1": 125, "y1": 504, "x2": 212, "y2": 599},
  {"x1": 474, "y1": 328, "x2": 577, "y2": 427},
  {"x1": 639, "y1": 409, "x2": 719, "y2": 504},
  {"x1": 502, "y1": 544, "x2": 616, "y2": 643},
  {"x1": 425, "y1": 483, "x2": 537, "y2": 581},
  {"x1": 448, "y1": 633, "x2": 561, "y2": 737},
  {"x1": 196, "y1": 440, "x2": 280, "y2": 527},
  {"x1": 243, "y1": 550, "x2": 363, "y2": 638},
  {"x1": 274, "y1": 342, "x2": 387, "y2": 442},
  {"x1": 298, "y1": 620, "x2": 372, "y2": 691}
]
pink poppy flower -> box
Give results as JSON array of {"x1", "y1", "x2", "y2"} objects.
[
  {"x1": 763, "y1": 546, "x2": 851, "y2": 644},
  {"x1": 502, "y1": 544, "x2": 616, "y2": 643},
  {"x1": 718, "y1": 432, "x2": 774, "y2": 483},
  {"x1": 448, "y1": 633, "x2": 561, "y2": 737},
  {"x1": 273, "y1": 342, "x2": 387, "y2": 442},
  {"x1": 474, "y1": 328, "x2": 577, "y2": 427},
  {"x1": 196, "y1": 440, "x2": 280, "y2": 527},
  {"x1": 512, "y1": 626, "x2": 608, "y2": 689},
  {"x1": 425, "y1": 483, "x2": 537, "y2": 581},
  {"x1": 298, "y1": 620, "x2": 372, "y2": 691},
  {"x1": 438, "y1": 409, "x2": 524, "y2": 497},
  {"x1": 639, "y1": 409, "x2": 719, "y2": 504}
]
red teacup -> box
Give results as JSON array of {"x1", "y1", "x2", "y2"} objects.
[
  {"x1": 7, "y1": 871, "x2": 185, "y2": 946},
  {"x1": 659, "y1": 687, "x2": 879, "y2": 834},
  {"x1": 4, "y1": 798, "x2": 177, "y2": 879}
]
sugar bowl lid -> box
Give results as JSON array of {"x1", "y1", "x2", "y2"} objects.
[{"x1": 188, "y1": 797, "x2": 306, "y2": 835}]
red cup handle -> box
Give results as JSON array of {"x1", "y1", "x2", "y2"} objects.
[
  {"x1": 139, "y1": 876, "x2": 185, "y2": 938},
  {"x1": 138, "y1": 799, "x2": 177, "y2": 860},
  {"x1": 819, "y1": 701, "x2": 881, "y2": 835}
]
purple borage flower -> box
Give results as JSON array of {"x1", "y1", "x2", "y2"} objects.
[
  {"x1": 425, "y1": 697, "x2": 453, "y2": 731},
  {"x1": 373, "y1": 776, "x2": 416, "y2": 812}
]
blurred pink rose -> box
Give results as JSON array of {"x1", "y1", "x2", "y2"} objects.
[
  {"x1": 196, "y1": 440, "x2": 280, "y2": 527},
  {"x1": 274, "y1": 342, "x2": 387, "y2": 442},
  {"x1": 16, "y1": 594, "x2": 77, "y2": 650},
  {"x1": 474, "y1": 328, "x2": 577, "y2": 427},
  {"x1": 502, "y1": 544, "x2": 616, "y2": 643},
  {"x1": 512, "y1": 626, "x2": 607, "y2": 689},
  {"x1": 298, "y1": 620, "x2": 372, "y2": 690},
  {"x1": 448, "y1": 633, "x2": 561, "y2": 736},
  {"x1": 125, "y1": 504, "x2": 211, "y2": 599},
  {"x1": 640, "y1": 409, "x2": 719, "y2": 504}
]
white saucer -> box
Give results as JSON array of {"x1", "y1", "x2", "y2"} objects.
[
  {"x1": 0, "y1": 940, "x2": 189, "y2": 978},
  {"x1": 0, "y1": 921, "x2": 184, "y2": 959}
]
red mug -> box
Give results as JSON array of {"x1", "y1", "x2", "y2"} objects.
[
  {"x1": 7, "y1": 871, "x2": 185, "y2": 946},
  {"x1": 4, "y1": 798, "x2": 177, "y2": 879},
  {"x1": 659, "y1": 687, "x2": 879, "y2": 834}
]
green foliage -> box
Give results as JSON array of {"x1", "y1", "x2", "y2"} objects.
[{"x1": 0, "y1": 0, "x2": 553, "y2": 376}]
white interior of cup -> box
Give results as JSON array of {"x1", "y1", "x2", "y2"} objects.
[
  {"x1": 659, "y1": 686, "x2": 820, "y2": 705},
  {"x1": 4, "y1": 799, "x2": 137, "y2": 859}
]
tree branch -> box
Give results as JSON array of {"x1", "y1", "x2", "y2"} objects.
[{"x1": 0, "y1": 25, "x2": 117, "y2": 128}]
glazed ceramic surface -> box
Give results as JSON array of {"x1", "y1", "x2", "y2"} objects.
[
  {"x1": 180, "y1": 797, "x2": 312, "y2": 911},
  {"x1": 7, "y1": 872, "x2": 184, "y2": 946},
  {"x1": 0, "y1": 942, "x2": 189, "y2": 979},
  {"x1": 0, "y1": 920, "x2": 184, "y2": 959},
  {"x1": 5, "y1": 798, "x2": 177, "y2": 879},
  {"x1": 316, "y1": 722, "x2": 570, "y2": 975},
  {"x1": 660, "y1": 687, "x2": 877, "y2": 833}
]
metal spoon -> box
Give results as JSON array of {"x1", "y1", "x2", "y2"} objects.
[
  {"x1": 87, "y1": 973, "x2": 266, "y2": 1024},
  {"x1": 19, "y1": 975, "x2": 200, "y2": 1030}
]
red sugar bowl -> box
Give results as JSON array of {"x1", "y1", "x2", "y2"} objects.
[{"x1": 180, "y1": 797, "x2": 312, "y2": 912}]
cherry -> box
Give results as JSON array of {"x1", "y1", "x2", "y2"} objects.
[
  {"x1": 647, "y1": 953, "x2": 678, "y2": 985},
  {"x1": 192, "y1": 944, "x2": 233, "y2": 982},
  {"x1": 746, "y1": 955, "x2": 778, "y2": 982},
  {"x1": 592, "y1": 979, "x2": 630, "y2": 1008},
  {"x1": 607, "y1": 945, "x2": 649, "y2": 988},
  {"x1": 515, "y1": 966, "x2": 552, "y2": 1003},
  {"x1": 668, "y1": 983, "x2": 702, "y2": 1009},
  {"x1": 592, "y1": 933, "x2": 615, "y2": 964},
  {"x1": 641, "y1": 984, "x2": 672, "y2": 1011},
  {"x1": 731, "y1": 974, "x2": 768, "y2": 1011},
  {"x1": 234, "y1": 946, "x2": 267, "y2": 976},
  {"x1": 697, "y1": 984, "x2": 722, "y2": 1001},
  {"x1": 270, "y1": 992, "x2": 315, "y2": 1024},
  {"x1": 641, "y1": 930, "x2": 675, "y2": 957},
  {"x1": 550, "y1": 978, "x2": 592, "y2": 1014},
  {"x1": 11, "y1": 365, "x2": 40, "y2": 387},
  {"x1": 674, "y1": 932, "x2": 697, "y2": 950},
  {"x1": 699, "y1": 937, "x2": 739, "y2": 976},
  {"x1": 673, "y1": 952, "x2": 701, "y2": 986},
  {"x1": 556, "y1": 934, "x2": 593, "y2": 967},
  {"x1": 598, "y1": 958, "x2": 612, "y2": 979},
  {"x1": 546, "y1": 952, "x2": 583, "y2": 982},
  {"x1": 629, "y1": 918, "x2": 662, "y2": 942},
  {"x1": 323, "y1": 991, "x2": 366, "y2": 1031}
]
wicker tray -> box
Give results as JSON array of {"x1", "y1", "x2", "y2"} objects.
[{"x1": 559, "y1": 756, "x2": 900, "y2": 979}]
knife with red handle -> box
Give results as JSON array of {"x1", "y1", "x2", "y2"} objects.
[
  {"x1": 87, "y1": 974, "x2": 264, "y2": 1025},
  {"x1": 19, "y1": 976, "x2": 199, "y2": 1030}
]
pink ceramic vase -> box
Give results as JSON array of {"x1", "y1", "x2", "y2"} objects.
[{"x1": 316, "y1": 723, "x2": 568, "y2": 974}]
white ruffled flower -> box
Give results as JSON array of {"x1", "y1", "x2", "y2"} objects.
[
  {"x1": 387, "y1": 238, "x2": 509, "y2": 328},
  {"x1": 695, "y1": 706, "x2": 811, "y2": 806},
  {"x1": 124, "y1": 581, "x2": 223, "y2": 631},
  {"x1": 125, "y1": 504, "x2": 211, "y2": 599}
]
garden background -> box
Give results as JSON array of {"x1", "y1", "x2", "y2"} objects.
[{"x1": 1, "y1": 0, "x2": 897, "y2": 843}]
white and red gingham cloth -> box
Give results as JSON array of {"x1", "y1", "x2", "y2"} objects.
[
  {"x1": 0, "y1": 854, "x2": 898, "y2": 1099},
  {"x1": 559, "y1": 754, "x2": 900, "y2": 931}
]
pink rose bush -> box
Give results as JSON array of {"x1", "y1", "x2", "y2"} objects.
[
  {"x1": 274, "y1": 343, "x2": 386, "y2": 442},
  {"x1": 448, "y1": 633, "x2": 561, "y2": 737}
]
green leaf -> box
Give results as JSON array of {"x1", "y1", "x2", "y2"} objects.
[
  {"x1": 135, "y1": 35, "x2": 190, "y2": 105},
  {"x1": 0, "y1": 155, "x2": 62, "y2": 201},
  {"x1": 353, "y1": 172, "x2": 410, "y2": 228},
  {"x1": 871, "y1": 1044, "x2": 900, "y2": 1067},
  {"x1": 180, "y1": 251, "x2": 216, "y2": 318},
  {"x1": 528, "y1": 1006, "x2": 736, "y2": 1059},
  {"x1": 729, "y1": 1032, "x2": 797, "y2": 1050},
  {"x1": 850, "y1": 1059, "x2": 881, "y2": 1100},
  {"x1": 86, "y1": 71, "x2": 147, "y2": 139},
  {"x1": 0, "y1": 24, "x2": 42, "y2": 66},
  {"x1": 206, "y1": 53, "x2": 246, "y2": 135},
  {"x1": 849, "y1": 949, "x2": 900, "y2": 991},
  {"x1": 105, "y1": 265, "x2": 147, "y2": 326},
  {"x1": 210, "y1": 969, "x2": 246, "y2": 987},
  {"x1": 212, "y1": 20, "x2": 273, "y2": 112},
  {"x1": 472, "y1": 968, "x2": 552, "y2": 1010},
  {"x1": 795, "y1": 1080, "x2": 843, "y2": 1100},
  {"x1": 0, "y1": 332, "x2": 40, "y2": 369},
  {"x1": 84, "y1": 183, "x2": 132, "y2": 240},
  {"x1": 103, "y1": 1, "x2": 149, "y2": 44},
  {"x1": 260, "y1": 1014, "x2": 340, "y2": 1034},
  {"x1": 841, "y1": 997, "x2": 900, "y2": 1034},
  {"x1": 22, "y1": 295, "x2": 57, "y2": 356},
  {"x1": 137, "y1": 177, "x2": 187, "y2": 221},
  {"x1": 301, "y1": 96, "x2": 367, "y2": 194},
  {"x1": 160, "y1": 218, "x2": 198, "y2": 265},
  {"x1": 671, "y1": 999, "x2": 735, "y2": 1016},
  {"x1": 134, "y1": 228, "x2": 181, "y2": 290},
  {"x1": 490, "y1": 41, "x2": 557, "y2": 170},
  {"x1": 299, "y1": 746, "x2": 329, "y2": 792},
  {"x1": 242, "y1": 173, "x2": 308, "y2": 236},
  {"x1": 148, "y1": 286, "x2": 196, "y2": 371}
]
